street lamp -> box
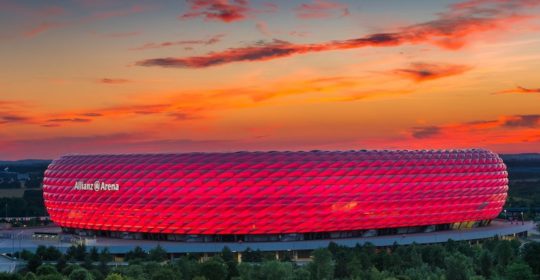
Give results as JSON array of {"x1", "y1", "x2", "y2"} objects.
[
  {"x1": 503, "y1": 209, "x2": 507, "y2": 222},
  {"x1": 521, "y1": 212, "x2": 524, "y2": 225}
]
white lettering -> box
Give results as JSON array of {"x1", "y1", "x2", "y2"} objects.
[{"x1": 73, "y1": 181, "x2": 120, "y2": 191}]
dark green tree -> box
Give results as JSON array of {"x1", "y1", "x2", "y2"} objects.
[
  {"x1": 0, "y1": 273, "x2": 21, "y2": 280},
  {"x1": 104, "y1": 273, "x2": 125, "y2": 280},
  {"x1": 221, "y1": 247, "x2": 238, "y2": 279},
  {"x1": 56, "y1": 255, "x2": 67, "y2": 273},
  {"x1": 199, "y1": 257, "x2": 228, "y2": 280},
  {"x1": 494, "y1": 240, "x2": 514, "y2": 267},
  {"x1": 22, "y1": 272, "x2": 37, "y2": 280},
  {"x1": 173, "y1": 257, "x2": 200, "y2": 280},
  {"x1": 308, "y1": 248, "x2": 334, "y2": 280},
  {"x1": 125, "y1": 246, "x2": 147, "y2": 262},
  {"x1": 242, "y1": 248, "x2": 263, "y2": 263},
  {"x1": 260, "y1": 261, "x2": 294, "y2": 280},
  {"x1": 293, "y1": 267, "x2": 311, "y2": 280},
  {"x1": 522, "y1": 241, "x2": 540, "y2": 275},
  {"x1": 27, "y1": 254, "x2": 42, "y2": 273},
  {"x1": 505, "y1": 261, "x2": 535, "y2": 280},
  {"x1": 148, "y1": 245, "x2": 167, "y2": 262},
  {"x1": 69, "y1": 268, "x2": 94, "y2": 280},
  {"x1": 444, "y1": 253, "x2": 473, "y2": 280},
  {"x1": 89, "y1": 247, "x2": 99, "y2": 262},
  {"x1": 151, "y1": 268, "x2": 180, "y2": 280},
  {"x1": 36, "y1": 265, "x2": 58, "y2": 276},
  {"x1": 478, "y1": 250, "x2": 493, "y2": 278}
]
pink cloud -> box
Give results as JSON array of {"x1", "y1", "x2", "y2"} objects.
[
  {"x1": 139, "y1": 0, "x2": 539, "y2": 68},
  {"x1": 180, "y1": 0, "x2": 251, "y2": 22},
  {"x1": 130, "y1": 34, "x2": 225, "y2": 51},
  {"x1": 295, "y1": 0, "x2": 349, "y2": 19},
  {"x1": 393, "y1": 63, "x2": 472, "y2": 82}
]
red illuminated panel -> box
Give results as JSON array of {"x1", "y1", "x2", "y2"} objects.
[{"x1": 42, "y1": 149, "x2": 508, "y2": 234}]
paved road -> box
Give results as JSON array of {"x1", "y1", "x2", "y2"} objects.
[{"x1": 0, "y1": 221, "x2": 534, "y2": 254}]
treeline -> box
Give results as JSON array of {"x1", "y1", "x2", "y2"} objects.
[
  {"x1": 0, "y1": 190, "x2": 47, "y2": 218},
  {"x1": 1, "y1": 238, "x2": 540, "y2": 280}
]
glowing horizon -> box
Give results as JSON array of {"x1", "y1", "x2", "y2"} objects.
[{"x1": 1, "y1": 0, "x2": 540, "y2": 160}]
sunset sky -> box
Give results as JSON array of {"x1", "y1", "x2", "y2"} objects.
[{"x1": 1, "y1": 0, "x2": 540, "y2": 160}]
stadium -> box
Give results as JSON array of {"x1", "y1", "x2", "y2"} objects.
[{"x1": 41, "y1": 149, "x2": 513, "y2": 248}]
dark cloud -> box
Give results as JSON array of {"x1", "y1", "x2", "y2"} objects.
[
  {"x1": 130, "y1": 34, "x2": 225, "y2": 51},
  {"x1": 295, "y1": 0, "x2": 349, "y2": 19},
  {"x1": 411, "y1": 126, "x2": 442, "y2": 139},
  {"x1": 503, "y1": 115, "x2": 540, "y2": 128},
  {"x1": 180, "y1": 0, "x2": 251, "y2": 22},
  {"x1": 46, "y1": 118, "x2": 92, "y2": 123},
  {"x1": 98, "y1": 78, "x2": 131, "y2": 84},
  {"x1": 496, "y1": 86, "x2": 540, "y2": 95},
  {"x1": 80, "y1": 112, "x2": 103, "y2": 117},
  {"x1": 0, "y1": 114, "x2": 30, "y2": 124},
  {"x1": 139, "y1": 0, "x2": 538, "y2": 69},
  {"x1": 393, "y1": 63, "x2": 472, "y2": 82}
]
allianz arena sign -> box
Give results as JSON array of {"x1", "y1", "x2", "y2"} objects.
[{"x1": 74, "y1": 181, "x2": 120, "y2": 191}]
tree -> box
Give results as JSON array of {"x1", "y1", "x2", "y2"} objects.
[
  {"x1": 151, "y1": 268, "x2": 180, "y2": 280},
  {"x1": 56, "y1": 255, "x2": 68, "y2": 273},
  {"x1": 522, "y1": 241, "x2": 540, "y2": 275},
  {"x1": 27, "y1": 254, "x2": 42, "y2": 273},
  {"x1": 125, "y1": 246, "x2": 147, "y2": 262},
  {"x1": 89, "y1": 269, "x2": 103, "y2": 280},
  {"x1": 99, "y1": 248, "x2": 113, "y2": 263},
  {"x1": 445, "y1": 253, "x2": 473, "y2": 280},
  {"x1": 104, "y1": 274, "x2": 125, "y2": 280},
  {"x1": 67, "y1": 245, "x2": 87, "y2": 262},
  {"x1": 19, "y1": 250, "x2": 34, "y2": 261},
  {"x1": 200, "y1": 257, "x2": 228, "y2": 280},
  {"x1": 36, "y1": 265, "x2": 59, "y2": 276},
  {"x1": 260, "y1": 261, "x2": 293, "y2": 280},
  {"x1": 173, "y1": 257, "x2": 200, "y2": 280},
  {"x1": 478, "y1": 250, "x2": 492, "y2": 278},
  {"x1": 89, "y1": 247, "x2": 99, "y2": 262},
  {"x1": 494, "y1": 240, "x2": 514, "y2": 267},
  {"x1": 37, "y1": 275, "x2": 64, "y2": 280},
  {"x1": 148, "y1": 245, "x2": 167, "y2": 262},
  {"x1": 221, "y1": 247, "x2": 238, "y2": 279},
  {"x1": 69, "y1": 268, "x2": 94, "y2": 280},
  {"x1": 23, "y1": 273, "x2": 37, "y2": 280},
  {"x1": 62, "y1": 264, "x2": 83, "y2": 277},
  {"x1": 308, "y1": 248, "x2": 334, "y2": 280},
  {"x1": 242, "y1": 248, "x2": 263, "y2": 263},
  {"x1": 0, "y1": 272, "x2": 22, "y2": 280},
  {"x1": 293, "y1": 268, "x2": 310, "y2": 280},
  {"x1": 505, "y1": 261, "x2": 535, "y2": 280}
]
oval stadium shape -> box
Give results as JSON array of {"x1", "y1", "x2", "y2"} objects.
[{"x1": 42, "y1": 149, "x2": 508, "y2": 235}]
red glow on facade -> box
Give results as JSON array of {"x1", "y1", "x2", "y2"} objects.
[{"x1": 42, "y1": 149, "x2": 508, "y2": 235}]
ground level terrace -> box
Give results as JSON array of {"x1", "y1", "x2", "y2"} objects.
[{"x1": 0, "y1": 220, "x2": 534, "y2": 259}]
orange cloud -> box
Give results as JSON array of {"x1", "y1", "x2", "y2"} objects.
[
  {"x1": 393, "y1": 63, "x2": 472, "y2": 82},
  {"x1": 138, "y1": 0, "x2": 539, "y2": 68},
  {"x1": 409, "y1": 115, "x2": 540, "y2": 146},
  {"x1": 496, "y1": 86, "x2": 540, "y2": 94}
]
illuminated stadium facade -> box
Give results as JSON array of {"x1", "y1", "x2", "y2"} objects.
[{"x1": 42, "y1": 149, "x2": 508, "y2": 243}]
